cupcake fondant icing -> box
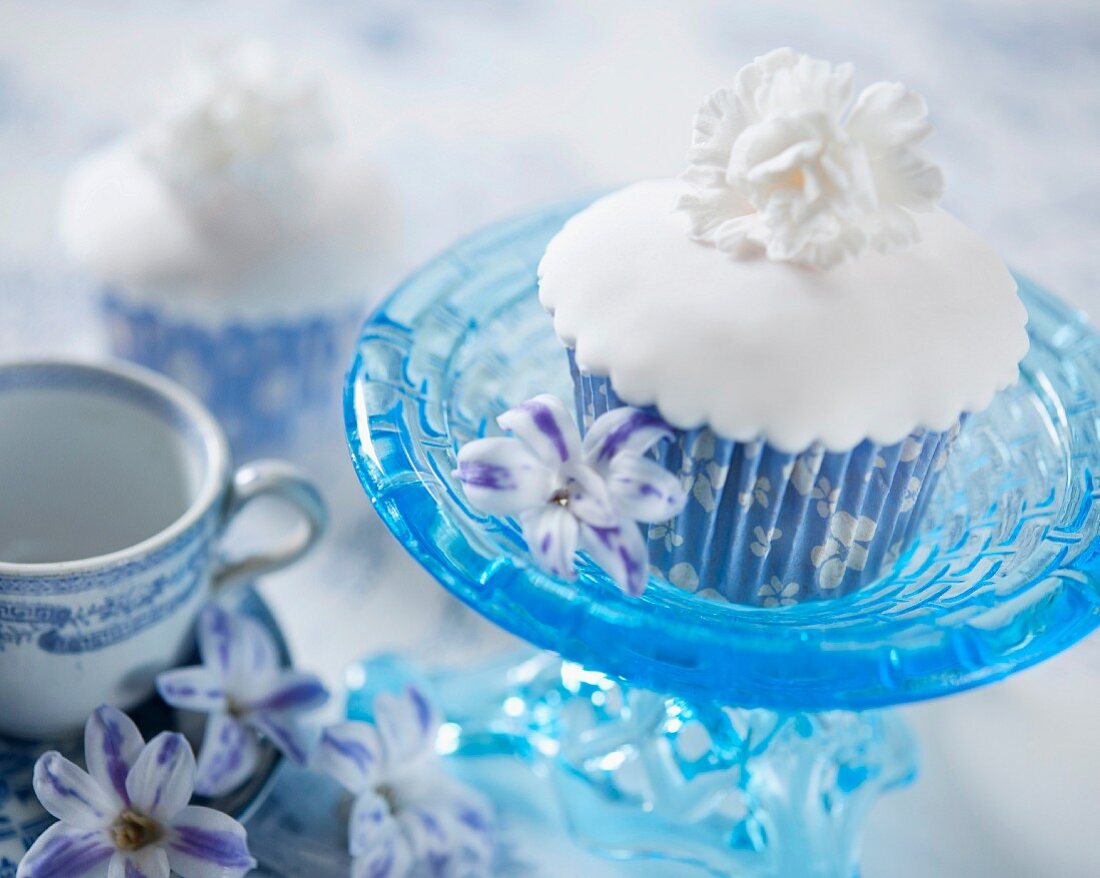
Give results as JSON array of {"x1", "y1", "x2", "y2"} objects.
[{"x1": 538, "y1": 49, "x2": 1029, "y2": 605}]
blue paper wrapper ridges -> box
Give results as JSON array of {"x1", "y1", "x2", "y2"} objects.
[
  {"x1": 102, "y1": 289, "x2": 361, "y2": 456},
  {"x1": 569, "y1": 352, "x2": 960, "y2": 606}
]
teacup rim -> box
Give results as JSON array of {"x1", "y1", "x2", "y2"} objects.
[{"x1": 0, "y1": 357, "x2": 230, "y2": 576}]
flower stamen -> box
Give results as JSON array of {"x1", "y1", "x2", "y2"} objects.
[
  {"x1": 112, "y1": 809, "x2": 163, "y2": 851},
  {"x1": 376, "y1": 783, "x2": 400, "y2": 815},
  {"x1": 549, "y1": 488, "x2": 571, "y2": 508}
]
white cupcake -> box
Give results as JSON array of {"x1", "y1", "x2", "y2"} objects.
[{"x1": 59, "y1": 40, "x2": 398, "y2": 453}]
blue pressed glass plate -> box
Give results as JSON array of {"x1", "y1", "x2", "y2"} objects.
[{"x1": 344, "y1": 197, "x2": 1100, "y2": 711}]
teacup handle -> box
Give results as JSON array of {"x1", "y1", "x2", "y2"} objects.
[{"x1": 213, "y1": 460, "x2": 327, "y2": 589}]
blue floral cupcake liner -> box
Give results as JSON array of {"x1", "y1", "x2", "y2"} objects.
[
  {"x1": 569, "y1": 352, "x2": 960, "y2": 606},
  {"x1": 102, "y1": 290, "x2": 362, "y2": 456}
]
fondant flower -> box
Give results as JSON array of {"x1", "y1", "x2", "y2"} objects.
[
  {"x1": 314, "y1": 687, "x2": 494, "y2": 878},
  {"x1": 18, "y1": 705, "x2": 255, "y2": 878},
  {"x1": 679, "y1": 47, "x2": 944, "y2": 268},
  {"x1": 810, "y1": 511, "x2": 878, "y2": 589},
  {"x1": 140, "y1": 40, "x2": 330, "y2": 185},
  {"x1": 156, "y1": 603, "x2": 329, "y2": 796},
  {"x1": 455, "y1": 395, "x2": 686, "y2": 595}
]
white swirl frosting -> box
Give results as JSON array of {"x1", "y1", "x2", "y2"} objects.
[{"x1": 678, "y1": 48, "x2": 945, "y2": 269}]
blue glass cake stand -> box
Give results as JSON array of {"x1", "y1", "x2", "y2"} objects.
[{"x1": 343, "y1": 198, "x2": 1100, "y2": 877}]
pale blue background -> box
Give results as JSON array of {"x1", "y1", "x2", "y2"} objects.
[{"x1": 0, "y1": 2, "x2": 1097, "y2": 876}]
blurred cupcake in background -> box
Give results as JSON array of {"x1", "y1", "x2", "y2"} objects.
[
  {"x1": 59, "y1": 40, "x2": 399, "y2": 455},
  {"x1": 539, "y1": 49, "x2": 1029, "y2": 606}
]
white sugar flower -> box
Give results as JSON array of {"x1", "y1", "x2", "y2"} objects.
[
  {"x1": 314, "y1": 687, "x2": 494, "y2": 878},
  {"x1": 455, "y1": 395, "x2": 687, "y2": 595},
  {"x1": 18, "y1": 705, "x2": 254, "y2": 878},
  {"x1": 679, "y1": 47, "x2": 944, "y2": 269},
  {"x1": 140, "y1": 40, "x2": 330, "y2": 185}
]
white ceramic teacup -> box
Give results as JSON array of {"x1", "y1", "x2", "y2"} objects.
[{"x1": 0, "y1": 359, "x2": 326, "y2": 739}]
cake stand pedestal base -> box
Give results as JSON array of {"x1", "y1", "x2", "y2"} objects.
[{"x1": 348, "y1": 652, "x2": 916, "y2": 878}]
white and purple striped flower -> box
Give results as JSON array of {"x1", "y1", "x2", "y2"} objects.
[
  {"x1": 455, "y1": 395, "x2": 686, "y2": 596},
  {"x1": 314, "y1": 687, "x2": 494, "y2": 878},
  {"x1": 156, "y1": 604, "x2": 329, "y2": 797},
  {"x1": 17, "y1": 704, "x2": 255, "y2": 878}
]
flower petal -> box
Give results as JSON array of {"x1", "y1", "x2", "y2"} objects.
[
  {"x1": 155, "y1": 666, "x2": 227, "y2": 715},
  {"x1": 606, "y1": 454, "x2": 687, "y2": 523},
  {"x1": 126, "y1": 732, "x2": 195, "y2": 822},
  {"x1": 16, "y1": 823, "x2": 113, "y2": 878},
  {"x1": 454, "y1": 437, "x2": 553, "y2": 516},
  {"x1": 196, "y1": 603, "x2": 235, "y2": 678},
  {"x1": 247, "y1": 711, "x2": 312, "y2": 765},
  {"x1": 348, "y1": 791, "x2": 398, "y2": 858},
  {"x1": 847, "y1": 81, "x2": 933, "y2": 156},
  {"x1": 351, "y1": 832, "x2": 413, "y2": 878},
  {"x1": 226, "y1": 614, "x2": 282, "y2": 695},
  {"x1": 199, "y1": 604, "x2": 280, "y2": 694},
  {"x1": 581, "y1": 407, "x2": 674, "y2": 467},
  {"x1": 84, "y1": 705, "x2": 144, "y2": 810},
  {"x1": 33, "y1": 752, "x2": 117, "y2": 830},
  {"x1": 107, "y1": 847, "x2": 169, "y2": 878},
  {"x1": 374, "y1": 686, "x2": 440, "y2": 768},
  {"x1": 245, "y1": 671, "x2": 329, "y2": 715},
  {"x1": 561, "y1": 464, "x2": 617, "y2": 529},
  {"x1": 685, "y1": 86, "x2": 751, "y2": 170},
  {"x1": 314, "y1": 721, "x2": 383, "y2": 794},
  {"x1": 497, "y1": 394, "x2": 582, "y2": 466},
  {"x1": 520, "y1": 505, "x2": 579, "y2": 582},
  {"x1": 193, "y1": 714, "x2": 260, "y2": 798},
  {"x1": 166, "y1": 805, "x2": 256, "y2": 878},
  {"x1": 580, "y1": 521, "x2": 650, "y2": 596}
]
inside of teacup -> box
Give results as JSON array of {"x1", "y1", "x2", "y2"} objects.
[{"x1": 0, "y1": 363, "x2": 212, "y2": 563}]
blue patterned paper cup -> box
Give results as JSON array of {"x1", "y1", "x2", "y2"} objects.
[
  {"x1": 569, "y1": 352, "x2": 959, "y2": 606},
  {"x1": 102, "y1": 289, "x2": 362, "y2": 457}
]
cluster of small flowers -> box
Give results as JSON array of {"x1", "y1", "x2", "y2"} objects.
[{"x1": 19, "y1": 604, "x2": 493, "y2": 878}]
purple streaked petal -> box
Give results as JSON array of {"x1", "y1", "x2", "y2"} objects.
[
  {"x1": 196, "y1": 603, "x2": 234, "y2": 678},
  {"x1": 166, "y1": 805, "x2": 255, "y2": 878},
  {"x1": 246, "y1": 711, "x2": 312, "y2": 765},
  {"x1": 225, "y1": 615, "x2": 281, "y2": 695},
  {"x1": 582, "y1": 407, "x2": 673, "y2": 466},
  {"x1": 193, "y1": 714, "x2": 259, "y2": 798},
  {"x1": 84, "y1": 705, "x2": 144, "y2": 810},
  {"x1": 561, "y1": 464, "x2": 617, "y2": 528},
  {"x1": 396, "y1": 806, "x2": 450, "y2": 858},
  {"x1": 199, "y1": 604, "x2": 280, "y2": 695},
  {"x1": 454, "y1": 437, "x2": 552, "y2": 516},
  {"x1": 374, "y1": 686, "x2": 440, "y2": 769},
  {"x1": 314, "y1": 721, "x2": 382, "y2": 794},
  {"x1": 106, "y1": 847, "x2": 169, "y2": 878},
  {"x1": 155, "y1": 666, "x2": 227, "y2": 715},
  {"x1": 520, "y1": 505, "x2": 579, "y2": 582},
  {"x1": 245, "y1": 671, "x2": 329, "y2": 715},
  {"x1": 350, "y1": 831, "x2": 413, "y2": 878},
  {"x1": 125, "y1": 732, "x2": 195, "y2": 822},
  {"x1": 348, "y1": 791, "x2": 398, "y2": 858},
  {"x1": 581, "y1": 521, "x2": 651, "y2": 596},
  {"x1": 15, "y1": 823, "x2": 113, "y2": 878},
  {"x1": 606, "y1": 453, "x2": 688, "y2": 523},
  {"x1": 32, "y1": 752, "x2": 116, "y2": 830},
  {"x1": 497, "y1": 394, "x2": 582, "y2": 466}
]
